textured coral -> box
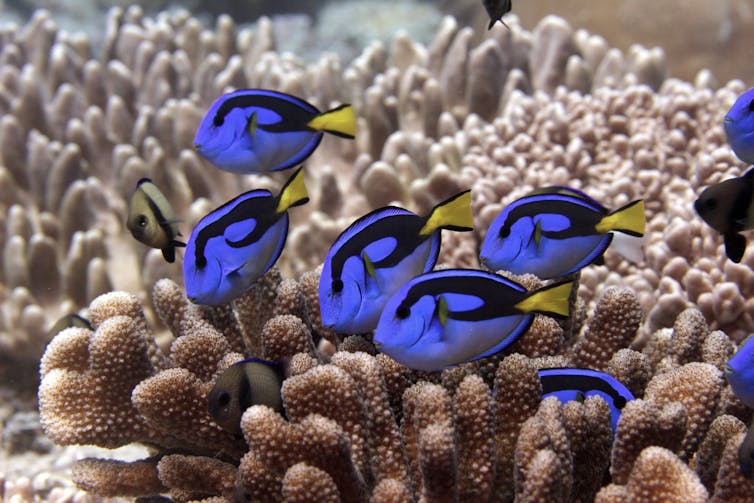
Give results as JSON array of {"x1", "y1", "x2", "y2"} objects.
[{"x1": 11, "y1": 3, "x2": 754, "y2": 501}]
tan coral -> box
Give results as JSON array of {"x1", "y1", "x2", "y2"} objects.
[
  {"x1": 643, "y1": 362, "x2": 724, "y2": 458},
  {"x1": 38, "y1": 314, "x2": 161, "y2": 448},
  {"x1": 71, "y1": 458, "x2": 165, "y2": 498},
  {"x1": 570, "y1": 286, "x2": 643, "y2": 370},
  {"x1": 709, "y1": 432, "x2": 754, "y2": 502},
  {"x1": 157, "y1": 454, "x2": 238, "y2": 501},
  {"x1": 692, "y1": 414, "x2": 747, "y2": 492},
  {"x1": 598, "y1": 446, "x2": 708, "y2": 503}
]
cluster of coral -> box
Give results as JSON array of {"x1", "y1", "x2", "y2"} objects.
[{"x1": 0, "y1": 4, "x2": 753, "y2": 501}]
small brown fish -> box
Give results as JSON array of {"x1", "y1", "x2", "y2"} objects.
[
  {"x1": 206, "y1": 358, "x2": 285, "y2": 436},
  {"x1": 694, "y1": 168, "x2": 754, "y2": 263},
  {"x1": 482, "y1": 0, "x2": 512, "y2": 30},
  {"x1": 126, "y1": 178, "x2": 185, "y2": 263},
  {"x1": 47, "y1": 313, "x2": 92, "y2": 341}
]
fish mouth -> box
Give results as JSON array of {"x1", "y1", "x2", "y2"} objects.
[
  {"x1": 724, "y1": 117, "x2": 733, "y2": 124},
  {"x1": 724, "y1": 363, "x2": 733, "y2": 375}
]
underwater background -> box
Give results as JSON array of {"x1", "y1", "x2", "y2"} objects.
[{"x1": 2, "y1": 0, "x2": 754, "y2": 501}]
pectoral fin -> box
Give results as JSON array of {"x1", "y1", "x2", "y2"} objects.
[
  {"x1": 534, "y1": 220, "x2": 543, "y2": 247},
  {"x1": 362, "y1": 251, "x2": 377, "y2": 280},
  {"x1": 247, "y1": 111, "x2": 258, "y2": 137},
  {"x1": 724, "y1": 232, "x2": 747, "y2": 263},
  {"x1": 437, "y1": 295, "x2": 449, "y2": 327}
]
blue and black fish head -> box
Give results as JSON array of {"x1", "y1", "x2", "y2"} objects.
[
  {"x1": 479, "y1": 207, "x2": 528, "y2": 270},
  {"x1": 194, "y1": 92, "x2": 250, "y2": 158},
  {"x1": 374, "y1": 285, "x2": 437, "y2": 354},
  {"x1": 319, "y1": 255, "x2": 365, "y2": 329},
  {"x1": 183, "y1": 233, "x2": 224, "y2": 305},
  {"x1": 725, "y1": 88, "x2": 754, "y2": 145},
  {"x1": 725, "y1": 334, "x2": 754, "y2": 409}
]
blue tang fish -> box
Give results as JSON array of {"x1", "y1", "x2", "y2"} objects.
[
  {"x1": 373, "y1": 269, "x2": 572, "y2": 371},
  {"x1": 724, "y1": 87, "x2": 754, "y2": 164},
  {"x1": 538, "y1": 367, "x2": 634, "y2": 432},
  {"x1": 319, "y1": 191, "x2": 474, "y2": 334},
  {"x1": 194, "y1": 89, "x2": 356, "y2": 174},
  {"x1": 183, "y1": 167, "x2": 309, "y2": 305},
  {"x1": 479, "y1": 186, "x2": 645, "y2": 278},
  {"x1": 724, "y1": 334, "x2": 754, "y2": 477},
  {"x1": 694, "y1": 168, "x2": 754, "y2": 263},
  {"x1": 725, "y1": 334, "x2": 754, "y2": 409}
]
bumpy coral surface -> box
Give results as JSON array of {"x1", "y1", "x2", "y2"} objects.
[{"x1": 0, "y1": 3, "x2": 751, "y2": 501}]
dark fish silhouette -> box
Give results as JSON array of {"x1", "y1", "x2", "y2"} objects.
[{"x1": 482, "y1": 0, "x2": 512, "y2": 30}]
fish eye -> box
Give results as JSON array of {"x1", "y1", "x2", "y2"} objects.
[
  {"x1": 217, "y1": 390, "x2": 231, "y2": 407},
  {"x1": 748, "y1": 99, "x2": 754, "y2": 112},
  {"x1": 614, "y1": 396, "x2": 627, "y2": 409},
  {"x1": 396, "y1": 304, "x2": 410, "y2": 319},
  {"x1": 332, "y1": 279, "x2": 343, "y2": 293},
  {"x1": 498, "y1": 226, "x2": 510, "y2": 239},
  {"x1": 213, "y1": 115, "x2": 224, "y2": 127},
  {"x1": 704, "y1": 198, "x2": 717, "y2": 209},
  {"x1": 136, "y1": 214, "x2": 148, "y2": 227}
]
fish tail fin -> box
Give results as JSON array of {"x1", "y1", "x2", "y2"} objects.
[
  {"x1": 276, "y1": 167, "x2": 310, "y2": 213},
  {"x1": 610, "y1": 233, "x2": 644, "y2": 264},
  {"x1": 595, "y1": 200, "x2": 645, "y2": 236},
  {"x1": 161, "y1": 240, "x2": 186, "y2": 263},
  {"x1": 419, "y1": 190, "x2": 474, "y2": 236},
  {"x1": 307, "y1": 104, "x2": 356, "y2": 138},
  {"x1": 514, "y1": 280, "x2": 573, "y2": 318}
]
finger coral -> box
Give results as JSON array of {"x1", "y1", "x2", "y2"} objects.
[{"x1": 5, "y1": 1, "x2": 754, "y2": 501}]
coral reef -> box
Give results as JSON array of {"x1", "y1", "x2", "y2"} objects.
[{"x1": 0, "y1": 3, "x2": 752, "y2": 501}]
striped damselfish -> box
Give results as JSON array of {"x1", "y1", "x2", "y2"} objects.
[
  {"x1": 373, "y1": 268, "x2": 572, "y2": 371},
  {"x1": 479, "y1": 186, "x2": 645, "y2": 278},
  {"x1": 319, "y1": 191, "x2": 473, "y2": 334},
  {"x1": 194, "y1": 89, "x2": 356, "y2": 174},
  {"x1": 183, "y1": 168, "x2": 309, "y2": 305},
  {"x1": 538, "y1": 367, "x2": 634, "y2": 432},
  {"x1": 126, "y1": 178, "x2": 185, "y2": 263},
  {"x1": 207, "y1": 358, "x2": 285, "y2": 435},
  {"x1": 694, "y1": 168, "x2": 754, "y2": 263}
]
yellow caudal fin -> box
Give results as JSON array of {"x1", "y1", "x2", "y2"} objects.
[
  {"x1": 595, "y1": 200, "x2": 646, "y2": 236},
  {"x1": 307, "y1": 104, "x2": 356, "y2": 139},
  {"x1": 514, "y1": 280, "x2": 573, "y2": 318},
  {"x1": 276, "y1": 167, "x2": 310, "y2": 213},
  {"x1": 419, "y1": 190, "x2": 474, "y2": 236}
]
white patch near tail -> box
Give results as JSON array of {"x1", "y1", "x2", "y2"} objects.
[{"x1": 611, "y1": 233, "x2": 644, "y2": 263}]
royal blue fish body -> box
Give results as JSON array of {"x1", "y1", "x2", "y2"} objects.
[
  {"x1": 319, "y1": 207, "x2": 440, "y2": 334},
  {"x1": 724, "y1": 87, "x2": 754, "y2": 164},
  {"x1": 184, "y1": 191, "x2": 289, "y2": 305},
  {"x1": 478, "y1": 187, "x2": 646, "y2": 278},
  {"x1": 373, "y1": 269, "x2": 570, "y2": 371},
  {"x1": 538, "y1": 368, "x2": 634, "y2": 432},
  {"x1": 194, "y1": 89, "x2": 325, "y2": 173},
  {"x1": 725, "y1": 334, "x2": 754, "y2": 409}
]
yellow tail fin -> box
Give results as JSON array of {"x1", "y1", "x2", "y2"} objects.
[
  {"x1": 307, "y1": 104, "x2": 356, "y2": 138},
  {"x1": 514, "y1": 280, "x2": 572, "y2": 317},
  {"x1": 419, "y1": 190, "x2": 474, "y2": 236},
  {"x1": 276, "y1": 167, "x2": 310, "y2": 213},
  {"x1": 595, "y1": 200, "x2": 645, "y2": 236}
]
